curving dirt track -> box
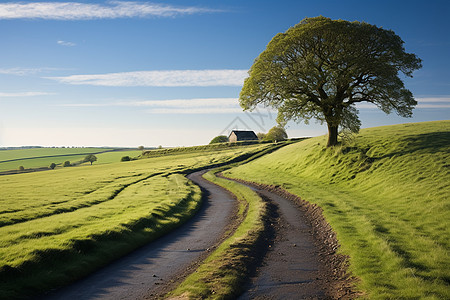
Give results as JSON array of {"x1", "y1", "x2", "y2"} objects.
[
  {"x1": 37, "y1": 170, "x2": 355, "y2": 299},
  {"x1": 238, "y1": 187, "x2": 330, "y2": 299},
  {"x1": 38, "y1": 170, "x2": 237, "y2": 300},
  {"x1": 234, "y1": 181, "x2": 357, "y2": 300}
]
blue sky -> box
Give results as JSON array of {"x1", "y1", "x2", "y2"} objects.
[{"x1": 0, "y1": 0, "x2": 449, "y2": 147}]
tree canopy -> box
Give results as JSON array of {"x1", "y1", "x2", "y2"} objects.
[
  {"x1": 240, "y1": 16, "x2": 422, "y2": 147},
  {"x1": 264, "y1": 126, "x2": 288, "y2": 142},
  {"x1": 209, "y1": 135, "x2": 229, "y2": 144},
  {"x1": 83, "y1": 154, "x2": 97, "y2": 165}
]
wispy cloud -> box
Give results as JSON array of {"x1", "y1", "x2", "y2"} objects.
[
  {"x1": 356, "y1": 97, "x2": 450, "y2": 109},
  {"x1": 47, "y1": 70, "x2": 248, "y2": 87},
  {"x1": 0, "y1": 1, "x2": 219, "y2": 20},
  {"x1": 416, "y1": 97, "x2": 450, "y2": 108},
  {"x1": 416, "y1": 97, "x2": 450, "y2": 103},
  {"x1": 60, "y1": 98, "x2": 243, "y2": 114},
  {"x1": 0, "y1": 91, "x2": 54, "y2": 97},
  {"x1": 0, "y1": 67, "x2": 65, "y2": 76},
  {"x1": 57, "y1": 40, "x2": 76, "y2": 47}
]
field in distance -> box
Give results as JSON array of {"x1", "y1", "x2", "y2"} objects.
[
  {"x1": 0, "y1": 142, "x2": 271, "y2": 299},
  {"x1": 225, "y1": 120, "x2": 450, "y2": 299},
  {"x1": 0, "y1": 147, "x2": 143, "y2": 172}
]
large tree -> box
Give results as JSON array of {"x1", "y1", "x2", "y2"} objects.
[{"x1": 240, "y1": 17, "x2": 422, "y2": 147}]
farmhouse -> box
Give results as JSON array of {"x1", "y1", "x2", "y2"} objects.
[{"x1": 228, "y1": 130, "x2": 258, "y2": 142}]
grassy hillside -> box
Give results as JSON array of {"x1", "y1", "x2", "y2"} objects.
[
  {"x1": 0, "y1": 143, "x2": 270, "y2": 299},
  {"x1": 224, "y1": 121, "x2": 449, "y2": 299}
]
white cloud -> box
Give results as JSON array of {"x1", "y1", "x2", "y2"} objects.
[
  {"x1": 416, "y1": 97, "x2": 450, "y2": 103},
  {"x1": 126, "y1": 98, "x2": 239, "y2": 108},
  {"x1": 355, "y1": 97, "x2": 450, "y2": 109},
  {"x1": 0, "y1": 67, "x2": 65, "y2": 76},
  {"x1": 0, "y1": 91, "x2": 54, "y2": 97},
  {"x1": 416, "y1": 104, "x2": 450, "y2": 108},
  {"x1": 134, "y1": 98, "x2": 243, "y2": 114},
  {"x1": 0, "y1": 1, "x2": 219, "y2": 20},
  {"x1": 409, "y1": 97, "x2": 450, "y2": 108},
  {"x1": 147, "y1": 107, "x2": 243, "y2": 114},
  {"x1": 47, "y1": 70, "x2": 248, "y2": 87},
  {"x1": 57, "y1": 40, "x2": 76, "y2": 47},
  {"x1": 59, "y1": 97, "x2": 243, "y2": 114}
]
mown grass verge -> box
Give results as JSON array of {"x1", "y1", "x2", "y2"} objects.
[
  {"x1": 224, "y1": 121, "x2": 450, "y2": 299},
  {"x1": 168, "y1": 168, "x2": 267, "y2": 299}
]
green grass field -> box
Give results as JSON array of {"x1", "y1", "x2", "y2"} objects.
[
  {"x1": 224, "y1": 121, "x2": 450, "y2": 299},
  {"x1": 0, "y1": 147, "x2": 111, "y2": 161},
  {"x1": 0, "y1": 147, "x2": 120, "y2": 171},
  {"x1": 0, "y1": 143, "x2": 270, "y2": 299}
]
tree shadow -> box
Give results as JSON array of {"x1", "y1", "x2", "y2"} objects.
[{"x1": 376, "y1": 131, "x2": 450, "y2": 159}]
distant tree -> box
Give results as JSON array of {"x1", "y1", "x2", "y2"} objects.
[
  {"x1": 158, "y1": 145, "x2": 163, "y2": 149},
  {"x1": 209, "y1": 135, "x2": 229, "y2": 144},
  {"x1": 49, "y1": 163, "x2": 56, "y2": 169},
  {"x1": 138, "y1": 146, "x2": 144, "y2": 150},
  {"x1": 240, "y1": 16, "x2": 422, "y2": 147},
  {"x1": 121, "y1": 156, "x2": 131, "y2": 162},
  {"x1": 63, "y1": 161, "x2": 71, "y2": 167},
  {"x1": 83, "y1": 154, "x2": 97, "y2": 165},
  {"x1": 257, "y1": 132, "x2": 267, "y2": 141},
  {"x1": 18, "y1": 166, "x2": 25, "y2": 171},
  {"x1": 264, "y1": 126, "x2": 288, "y2": 142}
]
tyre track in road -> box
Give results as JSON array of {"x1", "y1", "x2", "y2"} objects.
[{"x1": 38, "y1": 170, "x2": 238, "y2": 300}]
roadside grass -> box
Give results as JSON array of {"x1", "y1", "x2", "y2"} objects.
[
  {"x1": 169, "y1": 168, "x2": 267, "y2": 299},
  {"x1": 0, "y1": 144, "x2": 270, "y2": 299},
  {"x1": 0, "y1": 173, "x2": 201, "y2": 299},
  {"x1": 224, "y1": 121, "x2": 450, "y2": 299}
]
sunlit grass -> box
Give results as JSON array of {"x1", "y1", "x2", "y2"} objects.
[
  {"x1": 225, "y1": 121, "x2": 450, "y2": 299},
  {"x1": 0, "y1": 143, "x2": 270, "y2": 299},
  {"x1": 0, "y1": 148, "x2": 113, "y2": 171}
]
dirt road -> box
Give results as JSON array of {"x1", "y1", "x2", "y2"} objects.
[
  {"x1": 39, "y1": 170, "x2": 236, "y2": 300},
  {"x1": 238, "y1": 187, "x2": 326, "y2": 299},
  {"x1": 234, "y1": 181, "x2": 357, "y2": 299},
  {"x1": 39, "y1": 170, "x2": 354, "y2": 299}
]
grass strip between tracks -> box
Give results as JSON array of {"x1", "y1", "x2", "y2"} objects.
[{"x1": 168, "y1": 168, "x2": 267, "y2": 299}]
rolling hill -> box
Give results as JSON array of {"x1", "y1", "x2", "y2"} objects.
[{"x1": 224, "y1": 120, "x2": 450, "y2": 299}]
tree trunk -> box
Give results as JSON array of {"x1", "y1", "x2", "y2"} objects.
[{"x1": 327, "y1": 123, "x2": 339, "y2": 147}]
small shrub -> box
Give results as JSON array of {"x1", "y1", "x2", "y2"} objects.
[
  {"x1": 49, "y1": 163, "x2": 56, "y2": 169},
  {"x1": 121, "y1": 156, "x2": 131, "y2": 162},
  {"x1": 264, "y1": 126, "x2": 288, "y2": 142},
  {"x1": 18, "y1": 166, "x2": 25, "y2": 171},
  {"x1": 83, "y1": 154, "x2": 97, "y2": 165},
  {"x1": 257, "y1": 132, "x2": 267, "y2": 141},
  {"x1": 209, "y1": 135, "x2": 229, "y2": 144},
  {"x1": 63, "y1": 161, "x2": 71, "y2": 167}
]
